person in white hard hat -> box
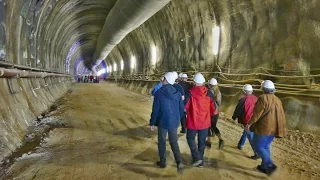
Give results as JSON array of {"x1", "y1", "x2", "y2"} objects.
[
  {"x1": 232, "y1": 84, "x2": 259, "y2": 159},
  {"x1": 178, "y1": 73, "x2": 192, "y2": 133},
  {"x1": 150, "y1": 72, "x2": 184, "y2": 174},
  {"x1": 178, "y1": 73, "x2": 184, "y2": 82},
  {"x1": 172, "y1": 71, "x2": 185, "y2": 100},
  {"x1": 205, "y1": 78, "x2": 224, "y2": 149},
  {"x1": 246, "y1": 80, "x2": 286, "y2": 175},
  {"x1": 184, "y1": 73, "x2": 216, "y2": 167}
]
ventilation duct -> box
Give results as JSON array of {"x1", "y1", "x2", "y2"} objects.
[{"x1": 90, "y1": 0, "x2": 171, "y2": 70}]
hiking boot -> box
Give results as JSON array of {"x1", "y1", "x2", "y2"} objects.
[
  {"x1": 237, "y1": 145, "x2": 243, "y2": 150},
  {"x1": 177, "y1": 163, "x2": 184, "y2": 174},
  {"x1": 192, "y1": 160, "x2": 203, "y2": 167},
  {"x1": 180, "y1": 130, "x2": 186, "y2": 134},
  {"x1": 205, "y1": 140, "x2": 212, "y2": 148},
  {"x1": 257, "y1": 165, "x2": 270, "y2": 174},
  {"x1": 268, "y1": 164, "x2": 278, "y2": 176},
  {"x1": 156, "y1": 161, "x2": 166, "y2": 168},
  {"x1": 218, "y1": 140, "x2": 224, "y2": 150},
  {"x1": 250, "y1": 155, "x2": 260, "y2": 160}
]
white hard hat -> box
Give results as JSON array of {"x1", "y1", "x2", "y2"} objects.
[
  {"x1": 172, "y1": 71, "x2": 178, "y2": 80},
  {"x1": 243, "y1": 84, "x2": 253, "y2": 92},
  {"x1": 262, "y1": 80, "x2": 275, "y2": 89},
  {"x1": 209, "y1": 78, "x2": 218, "y2": 85},
  {"x1": 164, "y1": 72, "x2": 176, "y2": 85},
  {"x1": 178, "y1": 73, "x2": 183, "y2": 78},
  {"x1": 182, "y1": 74, "x2": 188, "y2": 78},
  {"x1": 193, "y1": 73, "x2": 205, "y2": 84}
]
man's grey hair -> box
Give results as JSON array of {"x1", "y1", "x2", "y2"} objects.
[{"x1": 262, "y1": 87, "x2": 276, "y2": 94}]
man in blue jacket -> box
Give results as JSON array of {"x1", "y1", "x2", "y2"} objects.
[{"x1": 150, "y1": 72, "x2": 184, "y2": 174}]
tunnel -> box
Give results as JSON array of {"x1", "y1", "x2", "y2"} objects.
[{"x1": 0, "y1": 0, "x2": 320, "y2": 179}]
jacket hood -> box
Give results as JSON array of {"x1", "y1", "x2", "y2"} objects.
[
  {"x1": 190, "y1": 86, "x2": 208, "y2": 98},
  {"x1": 159, "y1": 84, "x2": 181, "y2": 100}
]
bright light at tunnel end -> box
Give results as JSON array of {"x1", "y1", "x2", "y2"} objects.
[
  {"x1": 212, "y1": 26, "x2": 220, "y2": 56},
  {"x1": 97, "y1": 68, "x2": 106, "y2": 76}
]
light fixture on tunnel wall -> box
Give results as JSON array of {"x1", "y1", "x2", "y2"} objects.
[
  {"x1": 113, "y1": 63, "x2": 117, "y2": 71},
  {"x1": 121, "y1": 60, "x2": 124, "y2": 70},
  {"x1": 131, "y1": 56, "x2": 136, "y2": 69},
  {"x1": 151, "y1": 45, "x2": 157, "y2": 66},
  {"x1": 212, "y1": 26, "x2": 220, "y2": 56},
  {"x1": 109, "y1": 65, "x2": 113, "y2": 73}
]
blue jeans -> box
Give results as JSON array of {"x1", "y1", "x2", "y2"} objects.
[
  {"x1": 253, "y1": 133, "x2": 275, "y2": 169},
  {"x1": 158, "y1": 128, "x2": 182, "y2": 165},
  {"x1": 238, "y1": 125, "x2": 257, "y2": 155},
  {"x1": 187, "y1": 129, "x2": 208, "y2": 162}
]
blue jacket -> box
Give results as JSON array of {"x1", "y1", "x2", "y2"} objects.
[
  {"x1": 150, "y1": 84, "x2": 184, "y2": 130},
  {"x1": 151, "y1": 82, "x2": 163, "y2": 96}
]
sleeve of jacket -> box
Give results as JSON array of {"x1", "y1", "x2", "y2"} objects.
[
  {"x1": 216, "y1": 92, "x2": 222, "y2": 106},
  {"x1": 150, "y1": 95, "x2": 160, "y2": 126},
  {"x1": 247, "y1": 96, "x2": 265, "y2": 125},
  {"x1": 207, "y1": 90, "x2": 216, "y2": 115},
  {"x1": 232, "y1": 97, "x2": 246, "y2": 120},
  {"x1": 151, "y1": 83, "x2": 162, "y2": 96},
  {"x1": 184, "y1": 92, "x2": 191, "y2": 109},
  {"x1": 179, "y1": 98, "x2": 184, "y2": 118}
]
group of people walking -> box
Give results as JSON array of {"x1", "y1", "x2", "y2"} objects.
[
  {"x1": 77, "y1": 74, "x2": 99, "y2": 83},
  {"x1": 149, "y1": 72, "x2": 286, "y2": 176}
]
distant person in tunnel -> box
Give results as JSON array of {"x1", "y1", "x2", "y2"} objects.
[
  {"x1": 246, "y1": 80, "x2": 286, "y2": 175},
  {"x1": 232, "y1": 84, "x2": 259, "y2": 159},
  {"x1": 178, "y1": 73, "x2": 192, "y2": 134},
  {"x1": 149, "y1": 72, "x2": 184, "y2": 174},
  {"x1": 184, "y1": 73, "x2": 215, "y2": 167},
  {"x1": 205, "y1": 78, "x2": 224, "y2": 150}
]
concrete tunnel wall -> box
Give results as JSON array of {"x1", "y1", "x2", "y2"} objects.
[{"x1": 1, "y1": 0, "x2": 320, "y2": 162}]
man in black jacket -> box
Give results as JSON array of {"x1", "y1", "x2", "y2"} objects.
[{"x1": 178, "y1": 74, "x2": 192, "y2": 133}]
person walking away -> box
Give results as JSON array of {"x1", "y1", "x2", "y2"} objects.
[
  {"x1": 205, "y1": 78, "x2": 224, "y2": 149},
  {"x1": 246, "y1": 80, "x2": 286, "y2": 175},
  {"x1": 152, "y1": 77, "x2": 164, "y2": 96},
  {"x1": 232, "y1": 84, "x2": 259, "y2": 159},
  {"x1": 178, "y1": 74, "x2": 192, "y2": 133},
  {"x1": 149, "y1": 72, "x2": 184, "y2": 174},
  {"x1": 184, "y1": 73, "x2": 215, "y2": 167}
]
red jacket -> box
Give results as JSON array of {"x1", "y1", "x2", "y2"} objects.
[
  {"x1": 232, "y1": 95, "x2": 257, "y2": 124},
  {"x1": 184, "y1": 86, "x2": 215, "y2": 130}
]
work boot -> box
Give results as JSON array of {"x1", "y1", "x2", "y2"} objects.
[
  {"x1": 257, "y1": 165, "x2": 270, "y2": 174},
  {"x1": 180, "y1": 129, "x2": 186, "y2": 134},
  {"x1": 177, "y1": 163, "x2": 184, "y2": 174},
  {"x1": 205, "y1": 140, "x2": 212, "y2": 149},
  {"x1": 250, "y1": 154, "x2": 260, "y2": 160},
  {"x1": 156, "y1": 161, "x2": 166, "y2": 168},
  {"x1": 268, "y1": 164, "x2": 278, "y2": 176},
  {"x1": 192, "y1": 160, "x2": 202, "y2": 167},
  {"x1": 218, "y1": 140, "x2": 224, "y2": 150}
]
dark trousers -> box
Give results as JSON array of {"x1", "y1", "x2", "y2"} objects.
[
  {"x1": 158, "y1": 128, "x2": 182, "y2": 164},
  {"x1": 180, "y1": 113, "x2": 186, "y2": 132},
  {"x1": 187, "y1": 129, "x2": 208, "y2": 162},
  {"x1": 208, "y1": 114, "x2": 220, "y2": 136}
]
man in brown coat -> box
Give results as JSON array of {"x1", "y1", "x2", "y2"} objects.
[{"x1": 246, "y1": 80, "x2": 286, "y2": 175}]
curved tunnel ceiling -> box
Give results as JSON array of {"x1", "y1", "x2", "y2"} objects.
[{"x1": 1, "y1": 0, "x2": 320, "y2": 80}]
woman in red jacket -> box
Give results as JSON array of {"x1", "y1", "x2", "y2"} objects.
[{"x1": 184, "y1": 73, "x2": 215, "y2": 168}]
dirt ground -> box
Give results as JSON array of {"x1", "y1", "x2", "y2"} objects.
[{"x1": 3, "y1": 82, "x2": 320, "y2": 180}]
